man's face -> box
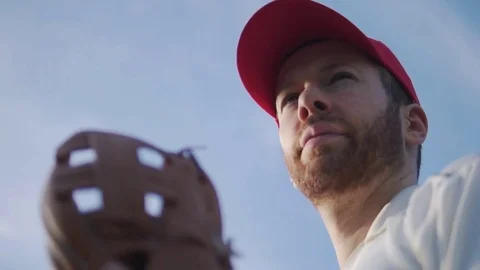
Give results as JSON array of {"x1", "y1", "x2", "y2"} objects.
[{"x1": 275, "y1": 41, "x2": 405, "y2": 202}]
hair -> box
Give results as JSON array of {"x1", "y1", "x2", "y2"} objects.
[{"x1": 377, "y1": 66, "x2": 422, "y2": 178}]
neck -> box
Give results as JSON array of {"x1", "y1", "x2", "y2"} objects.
[{"x1": 315, "y1": 167, "x2": 415, "y2": 268}]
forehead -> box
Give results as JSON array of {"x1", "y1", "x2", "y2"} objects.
[{"x1": 276, "y1": 41, "x2": 375, "y2": 89}]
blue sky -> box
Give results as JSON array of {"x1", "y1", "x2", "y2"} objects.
[{"x1": 1, "y1": 1, "x2": 479, "y2": 269}]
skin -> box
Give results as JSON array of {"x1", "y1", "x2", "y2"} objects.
[{"x1": 274, "y1": 41, "x2": 428, "y2": 268}]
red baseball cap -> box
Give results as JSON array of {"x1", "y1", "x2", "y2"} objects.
[{"x1": 236, "y1": 0, "x2": 419, "y2": 121}]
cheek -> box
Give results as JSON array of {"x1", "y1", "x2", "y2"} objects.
[
  {"x1": 278, "y1": 128, "x2": 294, "y2": 155},
  {"x1": 278, "y1": 119, "x2": 300, "y2": 156},
  {"x1": 336, "y1": 82, "x2": 386, "y2": 111},
  {"x1": 335, "y1": 96, "x2": 382, "y2": 128}
]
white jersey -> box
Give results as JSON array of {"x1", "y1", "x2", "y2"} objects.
[{"x1": 344, "y1": 154, "x2": 480, "y2": 270}]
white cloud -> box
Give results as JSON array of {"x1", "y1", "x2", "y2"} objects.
[
  {"x1": 335, "y1": 0, "x2": 480, "y2": 101},
  {"x1": 0, "y1": 94, "x2": 105, "y2": 268},
  {"x1": 0, "y1": 220, "x2": 13, "y2": 240},
  {"x1": 1, "y1": 1, "x2": 478, "y2": 269},
  {"x1": 421, "y1": 0, "x2": 480, "y2": 93}
]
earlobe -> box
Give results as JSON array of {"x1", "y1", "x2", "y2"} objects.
[{"x1": 404, "y1": 104, "x2": 428, "y2": 147}]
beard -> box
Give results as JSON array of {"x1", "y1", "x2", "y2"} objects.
[{"x1": 284, "y1": 102, "x2": 405, "y2": 203}]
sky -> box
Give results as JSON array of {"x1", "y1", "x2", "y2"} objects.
[{"x1": 1, "y1": 0, "x2": 479, "y2": 269}]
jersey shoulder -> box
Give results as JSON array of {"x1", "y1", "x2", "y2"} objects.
[
  {"x1": 409, "y1": 153, "x2": 480, "y2": 215},
  {"x1": 345, "y1": 155, "x2": 480, "y2": 270},
  {"x1": 406, "y1": 153, "x2": 480, "y2": 229},
  {"x1": 401, "y1": 154, "x2": 480, "y2": 268}
]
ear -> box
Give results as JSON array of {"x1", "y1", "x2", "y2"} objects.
[{"x1": 403, "y1": 104, "x2": 428, "y2": 148}]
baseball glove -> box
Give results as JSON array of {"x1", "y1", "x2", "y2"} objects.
[{"x1": 40, "y1": 130, "x2": 236, "y2": 270}]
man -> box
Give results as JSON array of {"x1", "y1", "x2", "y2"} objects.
[{"x1": 236, "y1": 0, "x2": 480, "y2": 269}]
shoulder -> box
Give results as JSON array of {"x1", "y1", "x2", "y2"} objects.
[
  {"x1": 402, "y1": 154, "x2": 480, "y2": 268},
  {"x1": 345, "y1": 155, "x2": 480, "y2": 269},
  {"x1": 408, "y1": 153, "x2": 480, "y2": 215},
  {"x1": 409, "y1": 153, "x2": 480, "y2": 217},
  {"x1": 406, "y1": 153, "x2": 480, "y2": 229},
  {"x1": 439, "y1": 153, "x2": 480, "y2": 177}
]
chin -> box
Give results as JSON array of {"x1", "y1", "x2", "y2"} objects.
[{"x1": 302, "y1": 144, "x2": 342, "y2": 166}]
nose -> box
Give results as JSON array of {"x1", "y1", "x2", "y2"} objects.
[{"x1": 297, "y1": 82, "x2": 331, "y2": 122}]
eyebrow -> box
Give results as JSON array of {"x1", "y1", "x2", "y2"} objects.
[
  {"x1": 319, "y1": 62, "x2": 347, "y2": 72},
  {"x1": 278, "y1": 61, "x2": 350, "y2": 90}
]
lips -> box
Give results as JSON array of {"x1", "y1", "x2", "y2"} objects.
[{"x1": 300, "y1": 123, "x2": 346, "y2": 148}]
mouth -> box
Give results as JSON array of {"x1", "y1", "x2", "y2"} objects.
[
  {"x1": 303, "y1": 133, "x2": 345, "y2": 149},
  {"x1": 299, "y1": 121, "x2": 349, "y2": 152}
]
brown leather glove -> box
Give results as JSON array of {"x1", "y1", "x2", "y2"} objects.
[{"x1": 40, "y1": 130, "x2": 235, "y2": 270}]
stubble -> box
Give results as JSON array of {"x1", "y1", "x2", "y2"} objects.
[{"x1": 284, "y1": 103, "x2": 405, "y2": 204}]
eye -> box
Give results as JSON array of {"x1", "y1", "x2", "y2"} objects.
[
  {"x1": 329, "y1": 71, "x2": 355, "y2": 84},
  {"x1": 280, "y1": 93, "x2": 299, "y2": 109}
]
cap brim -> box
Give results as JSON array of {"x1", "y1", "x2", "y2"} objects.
[{"x1": 236, "y1": 0, "x2": 380, "y2": 119}]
